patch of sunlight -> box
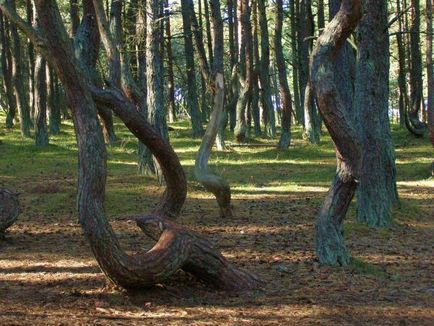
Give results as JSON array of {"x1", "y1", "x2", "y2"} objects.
[
  {"x1": 397, "y1": 180, "x2": 434, "y2": 188},
  {"x1": 231, "y1": 184, "x2": 329, "y2": 193}
]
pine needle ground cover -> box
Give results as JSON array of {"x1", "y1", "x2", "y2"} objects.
[{"x1": 0, "y1": 114, "x2": 433, "y2": 325}]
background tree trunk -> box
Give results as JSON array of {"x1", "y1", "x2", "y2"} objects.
[{"x1": 275, "y1": 0, "x2": 292, "y2": 149}]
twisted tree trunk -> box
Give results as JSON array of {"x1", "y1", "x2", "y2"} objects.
[
  {"x1": 311, "y1": 0, "x2": 362, "y2": 266},
  {"x1": 2, "y1": 0, "x2": 259, "y2": 291}
]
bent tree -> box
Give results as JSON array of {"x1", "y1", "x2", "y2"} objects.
[
  {"x1": 0, "y1": 0, "x2": 259, "y2": 291},
  {"x1": 310, "y1": 0, "x2": 362, "y2": 266},
  {"x1": 189, "y1": 0, "x2": 233, "y2": 218}
]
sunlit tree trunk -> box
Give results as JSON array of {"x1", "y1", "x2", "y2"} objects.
[
  {"x1": 0, "y1": 12, "x2": 16, "y2": 128},
  {"x1": 275, "y1": 0, "x2": 292, "y2": 149}
]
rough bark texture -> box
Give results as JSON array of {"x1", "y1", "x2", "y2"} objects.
[
  {"x1": 354, "y1": 0, "x2": 398, "y2": 227},
  {"x1": 310, "y1": 0, "x2": 362, "y2": 266},
  {"x1": 17, "y1": 0, "x2": 259, "y2": 291},
  {"x1": 0, "y1": 188, "x2": 20, "y2": 239},
  {"x1": 275, "y1": 0, "x2": 292, "y2": 149}
]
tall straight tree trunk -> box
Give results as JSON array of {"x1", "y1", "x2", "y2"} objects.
[
  {"x1": 33, "y1": 7, "x2": 49, "y2": 146},
  {"x1": 34, "y1": 54, "x2": 49, "y2": 146},
  {"x1": 354, "y1": 0, "x2": 398, "y2": 227},
  {"x1": 0, "y1": 13, "x2": 16, "y2": 128},
  {"x1": 47, "y1": 66, "x2": 61, "y2": 134},
  {"x1": 9, "y1": 0, "x2": 32, "y2": 137},
  {"x1": 181, "y1": 0, "x2": 204, "y2": 138},
  {"x1": 397, "y1": 0, "x2": 408, "y2": 127},
  {"x1": 26, "y1": 0, "x2": 35, "y2": 120},
  {"x1": 275, "y1": 0, "x2": 292, "y2": 149},
  {"x1": 164, "y1": 0, "x2": 176, "y2": 123},
  {"x1": 146, "y1": 0, "x2": 168, "y2": 183},
  {"x1": 301, "y1": 0, "x2": 321, "y2": 144},
  {"x1": 426, "y1": 0, "x2": 434, "y2": 174},
  {"x1": 234, "y1": 0, "x2": 253, "y2": 143},
  {"x1": 290, "y1": 0, "x2": 302, "y2": 123},
  {"x1": 251, "y1": 0, "x2": 261, "y2": 136},
  {"x1": 258, "y1": 0, "x2": 275, "y2": 137},
  {"x1": 311, "y1": 0, "x2": 362, "y2": 266},
  {"x1": 407, "y1": 0, "x2": 427, "y2": 135}
]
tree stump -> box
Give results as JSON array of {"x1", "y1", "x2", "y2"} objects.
[{"x1": 0, "y1": 189, "x2": 20, "y2": 239}]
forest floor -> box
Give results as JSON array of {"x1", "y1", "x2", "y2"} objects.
[{"x1": 0, "y1": 114, "x2": 433, "y2": 325}]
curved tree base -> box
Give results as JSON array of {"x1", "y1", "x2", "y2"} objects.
[
  {"x1": 315, "y1": 220, "x2": 350, "y2": 266},
  {"x1": 405, "y1": 110, "x2": 427, "y2": 137},
  {"x1": 135, "y1": 215, "x2": 260, "y2": 291},
  {"x1": 0, "y1": 188, "x2": 20, "y2": 238}
]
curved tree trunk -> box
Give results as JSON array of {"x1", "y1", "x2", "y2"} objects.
[
  {"x1": 189, "y1": 0, "x2": 233, "y2": 217},
  {"x1": 4, "y1": 0, "x2": 261, "y2": 291},
  {"x1": 275, "y1": 0, "x2": 292, "y2": 149},
  {"x1": 0, "y1": 188, "x2": 20, "y2": 239},
  {"x1": 311, "y1": 0, "x2": 362, "y2": 266}
]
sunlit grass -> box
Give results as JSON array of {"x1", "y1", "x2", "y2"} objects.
[{"x1": 1, "y1": 112, "x2": 432, "y2": 219}]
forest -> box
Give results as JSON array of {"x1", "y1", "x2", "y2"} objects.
[{"x1": 0, "y1": 0, "x2": 433, "y2": 324}]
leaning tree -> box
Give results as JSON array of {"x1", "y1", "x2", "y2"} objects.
[{"x1": 0, "y1": 0, "x2": 259, "y2": 291}]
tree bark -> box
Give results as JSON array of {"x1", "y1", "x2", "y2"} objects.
[
  {"x1": 234, "y1": 0, "x2": 253, "y2": 143},
  {"x1": 8, "y1": 0, "x2": 32, "y2": 137},
  {"x1": 258, "y1": 0, "x2": 275, "y2": 138},
  {"x1": 180, "y1": 0, "x2": 204, "y2": 138},
  {"x1": 354, "y1": 0, "x2": 399, "y2": 227},
  {"x1": 0, "y1": 12, "x2": 16, "y2": 128},
  {"x1": 275, "y1": 0, "x2": 292, "y2": 149},
  {"x1": 0, "y1": 188, "x2": 20, "y2": 239},
  {"x1": 190, "y1": 0, "x2": 233, "y2": 217},
  {"x1": 427, "y1": 0, "x2": 434, "y2": 174},
  {"x1": 164, "y1": 1, "x2": 176, "y2": 123},
  {"x1": 4, "y1": 0, "x2": 261, "y2": 291},
  {"x1": 311, "y1": 0, "x2": 362, "y2": 266}
]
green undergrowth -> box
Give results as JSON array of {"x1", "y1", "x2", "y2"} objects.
[{"x1": 0, "y1": 113, "x2": 432, "y2": 223}]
